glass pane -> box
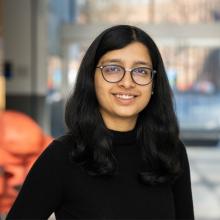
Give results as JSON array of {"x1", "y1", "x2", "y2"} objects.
[
  {"x1": 74, "y1": 0, "x2": 220, "y2": 24},
  {"x1": 161, "y1": 47, "x2": 220, "y2": 131},
  {"x1": 67, "y1": 43, "x2": 88, "y2": 88}
]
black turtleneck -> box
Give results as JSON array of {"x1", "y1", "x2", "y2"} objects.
[{"x1": 6, "y1": 130, "x2": 194, "y2": 219}]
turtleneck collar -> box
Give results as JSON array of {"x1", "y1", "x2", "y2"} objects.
[{"x1": 109, "y1": 128, "x2": 137, "y2": 146}]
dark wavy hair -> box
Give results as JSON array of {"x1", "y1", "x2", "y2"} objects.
[{"x1": 65, "y1": 25, "x2": 181, "y2": 185}]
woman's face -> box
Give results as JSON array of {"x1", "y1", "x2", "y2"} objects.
[{"x1": 94, "y1": 42, "x2": 154, "y2": 131}]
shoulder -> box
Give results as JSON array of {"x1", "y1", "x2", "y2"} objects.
[
  {"x1": 55, "y1": 133, "x2": 76, "y2": 145},
  {"x1": 36, "y1": 133, "x2": 76, "y2": 166},
  {"x1": 46, "y1": 133, "x2": 75, "y2": 152}
]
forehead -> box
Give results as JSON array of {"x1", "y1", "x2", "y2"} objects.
[{"x1": 98, "y1": 42, "x2": 152, "y2": 65}]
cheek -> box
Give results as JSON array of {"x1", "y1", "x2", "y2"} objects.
[
  {"x1": 94, "y1": 76, "x2": 110, "y2": 107},
  {"x1": 140, "y1": 88, "x2": 152, "y2": 108},
  {"x1": 95, "y1": 87, "x2": 112, "y2": 113},
  {"x1": 95, "y1": 88, "x2": 104, "y2": 106},
  {"x1": 94, "y1": 85, "x2": 102, "y2": 106},
  {"x1": 94, "y1": 74, "x2": 102, "y2": 101}
]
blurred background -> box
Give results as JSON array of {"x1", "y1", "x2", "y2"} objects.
[{"x1": 0, "y1": 0, "x2": 220, "y2": 219}]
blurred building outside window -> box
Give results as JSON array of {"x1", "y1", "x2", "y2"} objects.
[
  {"x1": 46, "y1": 0, "x2": 220, "y2": 141},
  {"x1": 75, "y1": 0, "x2": 220, "y2": 24}
]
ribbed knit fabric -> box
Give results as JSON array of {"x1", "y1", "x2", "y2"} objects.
[{"x1": 6, "y1": 129, "x2": 194, "y2": 219}]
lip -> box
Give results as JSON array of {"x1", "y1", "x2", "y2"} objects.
[
  {"x1": 112, "y1": 92, "x2": 139, "y2": 105},
  {"x1": 112, "y1": 92, "x2": 139, "y2": 97}
]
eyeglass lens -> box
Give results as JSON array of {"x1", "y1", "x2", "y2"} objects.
[{"x1": 101, "y1": 65, "x2": 153, "y2": 85}]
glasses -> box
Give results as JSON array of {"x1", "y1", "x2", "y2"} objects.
[{"x1": 96, "y1": 65, "x2": 156, "y2": 86}]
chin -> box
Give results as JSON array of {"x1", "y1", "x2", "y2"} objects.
[{"x1": 115, "y1": 111, "x2": 139, "y2": 119}]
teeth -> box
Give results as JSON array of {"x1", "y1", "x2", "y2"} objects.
[{"x1": 115, "y1": 94, "x2": 135, "y2": 99}]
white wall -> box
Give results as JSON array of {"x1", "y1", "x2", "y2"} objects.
[{"x1": 3, "y1": 0, "x2": 48, "y2": 95}]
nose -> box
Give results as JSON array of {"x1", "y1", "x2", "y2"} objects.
[{"x1": 117, "y1": 71, "x2": 135, "y2": 88}]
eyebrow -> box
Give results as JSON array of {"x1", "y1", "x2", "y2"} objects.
[
  {"x1": 101, "y1": 59, "x2": 122, "y2": 64},
  {"x1": 101, "y1": 59, "x2": 152, "y2": 67},
  {"x1": 133, "y1": 61, "x2": 152, "y2": 66}
]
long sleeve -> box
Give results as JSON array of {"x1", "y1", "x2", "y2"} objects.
[
  {"x1": 172, "y1": 141, "x2": 194, "y2": 220},
  {"x1": 6, "y1": 141, "x2": 64, "y2": 219},
  {"x1": 6, "y1": 134, "x2": 195, "y2": 219}
]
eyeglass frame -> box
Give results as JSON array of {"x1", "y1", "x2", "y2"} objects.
[{"x1": 96, "y1": 64, "x2": 157, "y2": 86}]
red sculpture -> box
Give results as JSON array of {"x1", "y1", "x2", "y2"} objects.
[{"x1": 0, "y1": 110, "x2": 53, "y2": 214}]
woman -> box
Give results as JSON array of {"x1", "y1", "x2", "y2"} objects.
[{"x1": 6, "y1": 25, "x2": 194, "y2": 219}]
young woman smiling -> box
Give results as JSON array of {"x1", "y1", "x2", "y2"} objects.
[{"x1": 7, "y1": 25, "x2": 194, "y2": 220}]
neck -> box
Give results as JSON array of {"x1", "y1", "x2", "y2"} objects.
[{"x1": 101, "y1": 113, "x2": 137, "y2": 132}]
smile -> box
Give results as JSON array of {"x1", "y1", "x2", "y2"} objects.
[
  {"x1": 115, "y1": 94, "x2": 135, "y2": 100},
  {"x1": 112, "y1": 93, "x2": 138, "y2": 105}
]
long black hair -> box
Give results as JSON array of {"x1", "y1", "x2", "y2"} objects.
[{"x1": 65, "y1": 25, "x2": 181, "y2": 185}]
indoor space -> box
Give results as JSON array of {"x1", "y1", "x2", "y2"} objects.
[{"x1": 0, "y1": 0, "x2": 220, "y2": 219}]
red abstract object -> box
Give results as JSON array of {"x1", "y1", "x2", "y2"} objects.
[{"x1": 0, "y1": 110, "x2": 53, "y2": 214}]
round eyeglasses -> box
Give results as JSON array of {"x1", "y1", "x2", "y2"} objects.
[{"x1": 96, "y1": 65, "x2": 156, "y2": 86}]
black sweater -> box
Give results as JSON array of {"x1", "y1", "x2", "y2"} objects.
[{"x1": 6, "y1": 130, "x2": 194, "y2": 219}]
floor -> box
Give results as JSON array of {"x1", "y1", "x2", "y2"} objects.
[{"x1": 187, "y1": 146, "x2": 220, "y2": 220}]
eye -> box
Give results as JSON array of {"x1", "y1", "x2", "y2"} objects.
[
  {"x1": 133, "y1": 67, "x2": 150, "y2": 75},
  {"x1": 103, "y1": 65, "x2": 122, "y2": 73}
]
